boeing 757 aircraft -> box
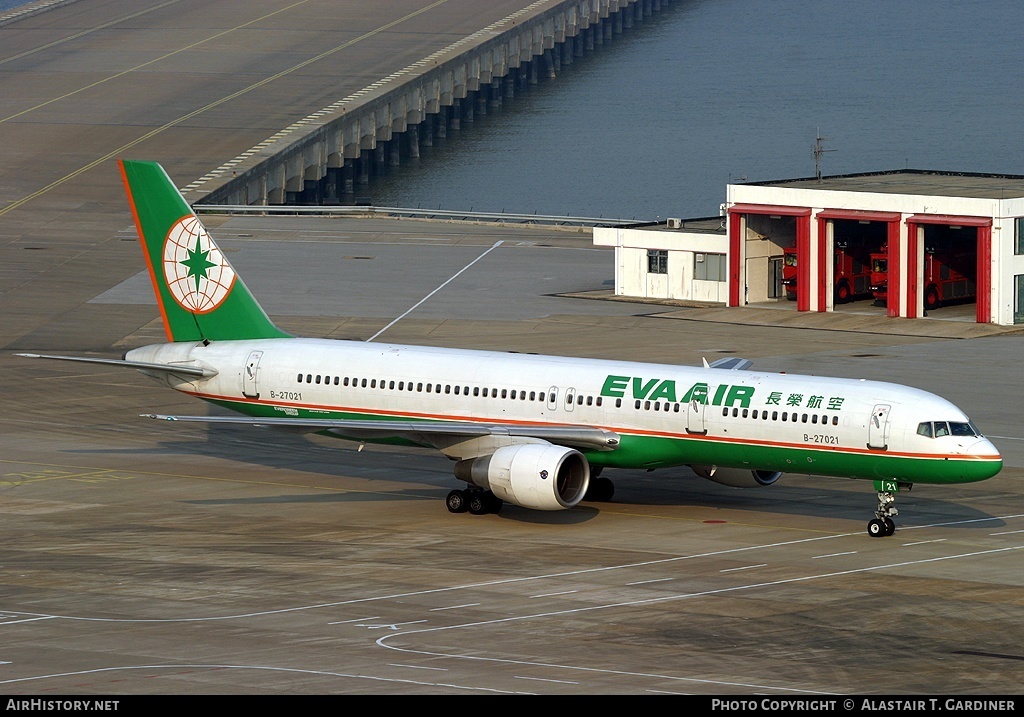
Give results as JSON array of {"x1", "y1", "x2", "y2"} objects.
[{"x1": 18, "y1": 161, "x2": 1003, "y2": 537}]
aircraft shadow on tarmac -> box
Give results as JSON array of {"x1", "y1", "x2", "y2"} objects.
[{"x1": 67, "y1": 420, "x2": 1003, "y2": 531}]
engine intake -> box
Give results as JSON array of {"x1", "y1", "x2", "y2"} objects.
[{"x1": 454, "y1": 444, "x2": 590, "y2": 511}]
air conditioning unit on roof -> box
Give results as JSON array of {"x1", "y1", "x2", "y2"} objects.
[{"x1": 666, "y1": 218, "x2": 683, "y2": 229}]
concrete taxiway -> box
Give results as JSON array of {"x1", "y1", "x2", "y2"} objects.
[{"x1": 3, "y1": 215, "x2": 1024, "y2": 695}]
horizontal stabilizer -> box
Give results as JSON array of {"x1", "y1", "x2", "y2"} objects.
[
  {"x1": 16, "y1": 353, "x2": 217, "y2": 378},
  {"x1": 142, "y1": 414, "x2": 620, "y2": 451}
]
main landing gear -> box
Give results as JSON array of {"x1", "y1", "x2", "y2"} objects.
[
  {"x1": 583, "y1": 472, "x2": 615, "y2": 503},
  {"x1": 867, "y1": 484, "x2": 904, "y2": 537},
  {"x1": 446, "y1": 488, "x2": 503, "y2": 515}
]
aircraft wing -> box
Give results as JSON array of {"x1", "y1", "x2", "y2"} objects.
[
  {"x1": 704, "y1": 356, "x2": 753, "y2": 370},
  {"x1": 142, "y1": 413, "x2": 620, "y2": 452}
]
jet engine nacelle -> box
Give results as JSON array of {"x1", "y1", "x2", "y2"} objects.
[
  {"x1": 691, "y1": 465, "x2": 782, "y2": 488},
  {"x1": 454, "y1": 444, "x2": 590, "y2": 511}
]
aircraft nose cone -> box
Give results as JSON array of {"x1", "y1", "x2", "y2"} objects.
[
  {"x1": 970, "y1": 438, "x2": 1001, "y2": 459},
  {"x1": 967, "y1": 439, "x2": 1002, "y2": 481}
]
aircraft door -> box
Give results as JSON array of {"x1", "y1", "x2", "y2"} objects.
[
  {"x1": 868, "y1": 404, "x2": 890, "y2": 450},
  {"x1": 546, "y1": 386, "x2": 558, "y2": 411},
  {"x1": 686, "y1": 399, "x2": 707, "y2": 435},
  {"x1": 243, "y1": 350, "x2": 263, "y2": 399}
]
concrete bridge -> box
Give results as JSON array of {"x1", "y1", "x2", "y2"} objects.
[{"x1": 188, "y1": 0, "x2": 675, "y2": 206}]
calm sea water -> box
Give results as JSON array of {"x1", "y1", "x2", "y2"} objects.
[{"x1": 371, "y1": 0, "x2": 1024, "y2": 221}]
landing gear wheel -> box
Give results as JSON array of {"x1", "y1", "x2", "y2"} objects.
[
  {"x1": 468, "y1": 491, "x2": 501, "y2": 515},
  {"x1": 867, "y1": 519, "x2": 887, "y2": 538},
  {"x1": 468, "y1": 493, "x2": 487, "y2": 515},
  {"x1": 446, "y1": 489, "x2": 469, "y2": 513},
  {"x1": 584, "y1": 476, "x2": 615, "y2": 502},
  {"x1": 486, "y1": 492, "x2": 503, "y2": 514},
  {"x1": 883, "y1": 517, "x2": 896, "y2": 536}
]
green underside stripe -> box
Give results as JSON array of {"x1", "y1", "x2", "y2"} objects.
[{"x1": 202, "y1": 397, "x2": 1000, "y2": 485}]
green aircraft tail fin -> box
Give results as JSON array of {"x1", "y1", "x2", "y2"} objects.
[{"x1": 119, "y1": 159, "x2": 290, "y2": 343}]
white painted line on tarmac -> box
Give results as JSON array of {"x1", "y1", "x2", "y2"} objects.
[
  {"x1": 529, "y1": 590, "x2": 577, "y2": 599},
  {"x1": 366, "y1": 241, "x2": 503, "y2": 342},
  {"x1": 720, "y1": 564, "x2": 767, "y2": 572}
]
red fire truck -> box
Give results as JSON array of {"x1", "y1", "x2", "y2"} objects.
[
  {"x1": 869, "y1": 244, "x2": 976, "y2": 310},
  {"x1": 782, "y1": 243, "x2": 872, "y2": 303}
]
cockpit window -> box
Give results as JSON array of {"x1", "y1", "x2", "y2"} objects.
[
  {"x1": 949, "y1": 422, "x2": 975, "y2": 436},
  {"x1": 918, "y1": 421, "x2": 978, "y2": 438}
]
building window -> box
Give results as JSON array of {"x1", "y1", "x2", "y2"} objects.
[
  {"x1": 647, "y1": 249, "x2": 668, "y2": 274},
  {"x1": 694, "y1": 252, "x2": 726, "y2": 281},
  {"x1": 1015, "y1": 218, "x2": 1024, "y2": 255},
  {"x1": 1015, "y1": 274, "x2": 1024, "y2": 324}
]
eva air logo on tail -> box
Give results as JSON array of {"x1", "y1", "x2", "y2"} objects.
[{"x1": 162, "y1": 214, "x2": 235, "y2": 313}]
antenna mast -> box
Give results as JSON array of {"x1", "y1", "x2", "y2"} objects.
[{"x1": 814, "y1": 128, "x2": 836, "y2": 182}]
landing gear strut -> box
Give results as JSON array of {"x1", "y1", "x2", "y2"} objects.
[{"x1": 867, "y1": 485, "x2": 901, "y2": 537}]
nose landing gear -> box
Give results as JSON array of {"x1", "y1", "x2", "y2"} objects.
[{"x1": 867, "y1": 481, "x2": 910, "y2": 537}]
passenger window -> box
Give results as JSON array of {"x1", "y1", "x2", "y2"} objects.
[
  {"x1": 315, "y1": 375, "x2": 321, "y2": 384},
  {"x1": 297, "y1": 374, "x2": 303, "y2": 383},
  {"x1": 644, "y1": 401, "x2": 651, "y2": 410},
  {"x1": 361, "y1": 379, "x2": 367, "y2": 388},
  {"x1": 742, "y1": 409, "x2": 748, "y2": 418},
  {"x1": 812, "y1": 414, "x2": 818, "y2": 424},
  {"x1": 586, "y1": 396, "x2": 593, "y2": 406},
  {"x1": 616, "y1": 398, "x2": 622, "y2": 408}
]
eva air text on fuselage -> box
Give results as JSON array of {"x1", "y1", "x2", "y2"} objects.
[{"x1": 599, "y1": 375, "x2": 846, "y2": 412}]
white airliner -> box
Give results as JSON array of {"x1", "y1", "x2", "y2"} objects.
[{"x1": 18, "y1": 160, "x2": 1002, "y2": 537}]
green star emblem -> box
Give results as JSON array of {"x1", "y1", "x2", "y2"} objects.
[{"x1": 180, "y1": 236, "x2": 217, "y2": 292}]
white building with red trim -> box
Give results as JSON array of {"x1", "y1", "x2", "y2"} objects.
[{"x1": 594, "y1": 170, "x2": 1024, "y2": 325}]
